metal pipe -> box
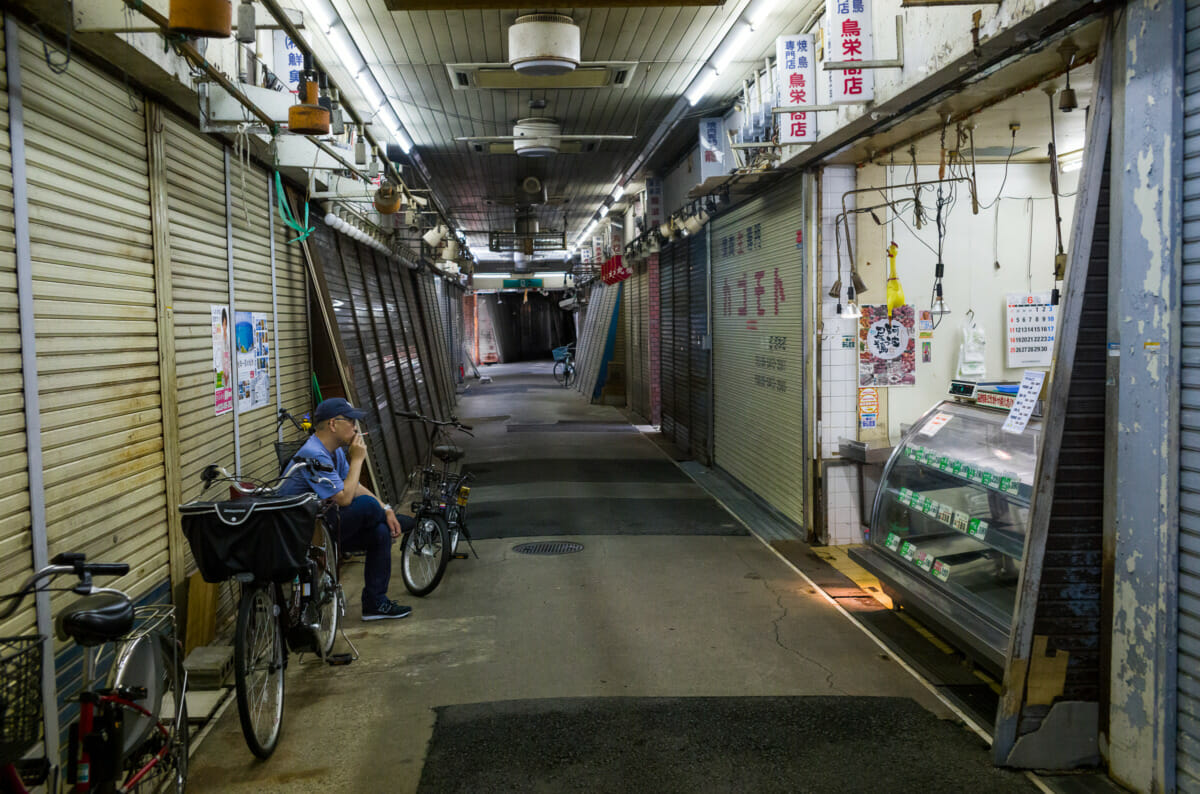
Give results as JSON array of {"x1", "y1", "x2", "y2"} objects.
[
  {"x1": 6, "y1": 17, "x2": 59, "y2": 763},
  {"x1": 268, "y1": 171, "x2": 282, "y2": 441},
  {"x1": 225, "y1": 148, "x2": 242, "y2": 473}
]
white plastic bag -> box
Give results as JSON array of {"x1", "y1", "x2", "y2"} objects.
[{"x1": 956, "y1": 313, "x2": 987, "y2": 380}]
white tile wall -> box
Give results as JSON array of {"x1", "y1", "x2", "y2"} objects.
[{"x1": 820, "y1": 166, "x2": 863, "y2": 545}]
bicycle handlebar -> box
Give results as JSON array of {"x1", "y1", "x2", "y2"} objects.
[
  {"x1": 395, "y1": 409, "x2": 473, "y2": 432},
  {"x1": 0, "y1": 554, "x2": 131, "y2": 621},
  {"x1": 199, "y1": 458, "x2": 335, "y2": 496}
]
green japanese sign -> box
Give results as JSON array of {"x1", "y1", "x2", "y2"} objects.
[{"x1": 502, "y1": 278, "x2": 543, "y2": 288}]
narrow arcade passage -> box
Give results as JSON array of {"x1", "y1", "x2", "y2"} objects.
[{"x1": 187, "y1": 362, "x2": 1036, "y2": 793}]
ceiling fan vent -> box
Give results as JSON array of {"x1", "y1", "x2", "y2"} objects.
[
  {"x1": 513, "y1": 117, "x2": 562, "y2": 157},
  {"x1": 508, "y1": 14, "x2": 580, "y2": 77}
]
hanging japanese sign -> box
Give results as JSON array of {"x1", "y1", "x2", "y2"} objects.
[
  {"x1": 593, "y1": 234, "x2": 604, "y2": 264},
  {"x1": 644, "y1": 177, "x2": 664, "y2": 229},
  {"x1": 212, "y1": 305, "x2": 233, "y2": 416},
  {"x1": 236, "y1": 311, "x2": 272, "y2": 413},
  {"x1": 699, "y1": 117, "x2": 728, "y2": 181},
  {"x1": 776, "y1": 34, "x2": 816, "y2": 144},
  {"x1": 827, "y1": 0, "x2": 874, "y2": 104},
  {"x1": 1006, "y1": 291, "x2": 1056, "y2": 368},
  {"x1": 272, "y1": 32, "x2": 303, "y2": 93},
  {"x1": 602, "y1": 256, "x2": 633, "y2": 285},
  {"x1": 859, "y1": 304, "x2": 916, "y2": 387}
]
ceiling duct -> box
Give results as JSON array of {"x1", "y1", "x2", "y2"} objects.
[
  {"x1": 517, "y1": 176, "x2": 548, "y2": 206},
  {"x1": 508, "y1": 14, "x2": 580, "y2": 77},
  {"x1": 513, "y1": 118, "x2": 562, "y2": 157}
]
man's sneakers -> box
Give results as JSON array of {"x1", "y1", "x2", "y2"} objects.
[{"x1": 362, "y1": 599, "x2": 412, "y2": 621}]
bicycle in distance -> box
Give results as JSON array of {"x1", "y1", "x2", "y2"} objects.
[
  {"x1": 395, "y1": 409, "x2": 477, "y2": 597},
  {"x1": 180, "y1": 457, "x2": 350, "y2": 760},
  {"x1": 0, "y1": 554, "x2": 188, "y2": 793},
  {"x1": 552, "y1": 344, "x2": 576, "y2": 388}
]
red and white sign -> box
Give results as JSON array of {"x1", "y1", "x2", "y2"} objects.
[
  {"x1": 776, "y1": 34, "x2": 816, "y2": 144},
  {"x1": 602, "y1": 255, "x2": 632, "y2": 285},
  {"x1": 827, "y1": 0, "x2": 874, "y2": 104}
]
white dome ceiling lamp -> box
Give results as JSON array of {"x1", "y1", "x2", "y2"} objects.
[{"x1": 508, "y1": 14, "x2": 580, "y2": 77}]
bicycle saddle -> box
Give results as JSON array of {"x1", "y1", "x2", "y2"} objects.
[
  {"x1": 56, "y1": 592, "x2": 134, "y2": 647},
  {"x1": 433, "y1": 445, "x2": 465, "y2": 463}
]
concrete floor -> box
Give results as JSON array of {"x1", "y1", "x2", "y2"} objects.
[{"x1": 187, "y1": 361, "x2": 974, "y2": 792}]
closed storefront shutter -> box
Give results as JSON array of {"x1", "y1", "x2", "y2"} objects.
[
  {"x1": 689, "y1": 232, "x2": 711, "y2": 464},
  {"x1": 638, "y1": 264, "x2": 651, "y2": 419},
  {"x1": 1179, "y1": 0, "x2": 1200, "y2": 786},
  {"x1": 0, "y1": 27, "x2": 35, "y2": 638},
  {"x1": 659, "y1": 244, "x2": 676, "y2": 440},
  {"x1": 711, "y1": 182, "x2": 806, "y2": 531},
  {"x1": 19, "y1": 33, "x2": 169, "y2": 594},
  {"x1": 671, "y1": 240, "x2": 691, "y2": 453},
  {"x1": 625, "y1": 264, "x2": 650, "y2": 420},
  {"x1": 414, "y1": 271, "x2": 454, "y2": 417},
  {"x1": 573, "y1": 280, "x2": 619, "y2": 399}
]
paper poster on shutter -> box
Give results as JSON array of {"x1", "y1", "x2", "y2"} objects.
[
  {"x1": 212, "y1": 305, "x2": 233, "y2": 415},
  {"x1": 699, "y1": 117, "x2": 728, "y2": 181},
  {"x1": 827, "y1": 0, "x2": 874, "y2": 103},
  {"x1": 776, "y1": 34, "x2": 816, "y2": 144},
  {"x1": 236, "y1": 310, "x2": 272, "y2": 413}
]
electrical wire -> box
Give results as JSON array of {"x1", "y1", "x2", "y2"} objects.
[{"x1": 974, "y1": 129, "x2": 1017, "y2": 211}]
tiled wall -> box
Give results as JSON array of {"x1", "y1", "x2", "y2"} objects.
[{"x1": 820, "y1": 166, "x2": 863, "y2": 545}]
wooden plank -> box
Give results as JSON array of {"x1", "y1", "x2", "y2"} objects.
[{"x1": 184, "y1": 572, "x2": 218, "y2": 655}]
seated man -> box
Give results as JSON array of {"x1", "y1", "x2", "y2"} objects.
[{"x1": 280, "y1": 397, "x2": 413, "y2": 621}]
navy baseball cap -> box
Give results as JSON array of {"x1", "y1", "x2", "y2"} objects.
[{"x1": 313, "y1": 398, "x2": 368, "y2": 424}]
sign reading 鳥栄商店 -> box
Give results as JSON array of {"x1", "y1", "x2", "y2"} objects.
[
  {"x1": 826, "y1": 0, "x2": 874, "y2": 104},
  {"x1": 776, "y1": 34, "x2": 816, "y2": 144}
]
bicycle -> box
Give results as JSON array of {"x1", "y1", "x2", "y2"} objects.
[
  {"x1": 552, "y1": 344, "x2": 576, "y2": 388},
  {"x1": 179, "y1": 458, "x2": 351, "y2": 760},
  {"x1": 0, "y1": 553, "x2": 188, "y2": 793},
  {"x1": 394, "y1": 409, "x2": 477, "y2": 597}
]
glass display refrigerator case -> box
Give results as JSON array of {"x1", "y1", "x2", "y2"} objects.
[{"x1": 848, "y1": 389, "x2": 1041, "y2": 673}]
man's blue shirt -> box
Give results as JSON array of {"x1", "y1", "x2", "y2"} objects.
[{"x1": 277, "y1": 435, "x2": 349, "y2": 500}]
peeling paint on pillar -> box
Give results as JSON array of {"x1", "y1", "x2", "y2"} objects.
[{"x1": 1106, "y1": 2, "x2": 1184, "y2": 793}]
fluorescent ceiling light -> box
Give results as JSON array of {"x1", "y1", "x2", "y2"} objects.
[
  {"x1": 357, "y1": 75, "x2": 385, "y2": 112},
  {"x1": 686, "y1": 66, "x2": 718, "y2": 106},
  {"x1": 327, "y1": 24, "x2": 366, "y2": 77},
  {"x1": 713, "y1": 22, "x2": 752, "y2": 74},
  {"x1": 598, "y1": 205, "x2": 610, "y2": 218},
  {"x1": 473, "y1": 273, "x2": 513, "y2": 278},
  {"x1": 306, "y1": 0, "x2": 337, "y2": 32},
  {"x1": 746, "y1": 0, "x2": 784, "y2": 27},
  {"x1": 611, "y1": 184, "x2": 625, "y2": 201},
  {"x1": 1058, "y1": 149, "x2": 1084, "y2": 173}
]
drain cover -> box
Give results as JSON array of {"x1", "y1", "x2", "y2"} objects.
[{"x1": 513, "y1": 541, "x2": 584, "y2": 556}]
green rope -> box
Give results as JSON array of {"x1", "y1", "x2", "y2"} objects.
[
  {"x1": 274, "y1": 171, "x2": 313, "y2": 243},
  {"x1": 311, "y1": 372, "x2": 323, "y2": 404}
]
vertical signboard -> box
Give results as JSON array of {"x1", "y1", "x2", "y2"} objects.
[
  {"x1": 645, "y1": 177, "x2": 664, "y2": 229},
  {"x1": 272, "y1": 31, "x2": 304, "y2": 92},
  {"x1": 827, "y1": 0, "x2": 874, "y2": 104},
  {"x1": 776, "y1": 34, "x2": 817, "y2": 144},
  {"x1": 700, "y1": 117, "x2": 728, "y2": 181}
]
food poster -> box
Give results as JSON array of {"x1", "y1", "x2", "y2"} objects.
[
  {"x1": 859, "y1": 304, "x2": 916, "y2": 387},
  {"x1": 235, "y1": 311, "x2": 272, "y2": 413},
  {"x1": 212, "y1": 305, "x2": 233, "y2": 416}
]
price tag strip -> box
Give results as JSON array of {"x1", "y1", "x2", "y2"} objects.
[{"x1": 904, "y1": 445, "x2": 1025, "y2": 497}]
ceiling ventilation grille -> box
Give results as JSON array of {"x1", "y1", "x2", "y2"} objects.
[{"x1": 447, "y1": 63, "x2": 637, "y2": 91}]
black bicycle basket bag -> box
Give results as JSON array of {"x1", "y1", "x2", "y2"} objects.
[{"x1": 180, "y1": 493, "x2": 319, "y2": 583}]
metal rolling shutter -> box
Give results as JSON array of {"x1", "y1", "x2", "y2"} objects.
[
  {"x1": 0, "y1": 25, "x2": 35, "y2": 638},
  {"x1": 414, "y1": 271, "x2": 453, "y2": 416},
  {"x1": 689, "y1": 231, "x2": 711, "y2": 464},
  {"x1": 272, "y1": 183, "x2": 312, "y2": 454},
  {"x1": 671, "y1": 240, "x2": 691, "y2": 453},
  {"x1": 638, "y1": 266, "x2": 651, "y2": 419},
  {"x1": 659, "y1": 245, "x2": 676, "y2": 440},
  {"x1": 19, "y1": 34, "x2": 169, "y2": 592},
  {"x1": 625, "y1": 265, "x2": 649, "y2": 420},
  {"x1": 711, "y1": 183, "x2": 806, "y2": 530},
  {"x1": 573, "y1": 280, "x2": 619, "y2": 399},
  {"x1": 228, "y1": 154, "x2": 283, "y2": 482},
  {"x1": 366, "y1": 253, "x2": 422, "y2": 468},
  {"x1": 1179, "y1": 0, "x2": 1200, "y2": 785},
  {"x1": 386, "y1": 257, "x2": 436, "y2": 421}
]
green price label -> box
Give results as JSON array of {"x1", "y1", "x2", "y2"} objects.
[
  {"x1": 922, "y1": 497, "x2": 938, "y2": 516},
  {"x1": 899, "y1": 541, "x2": 916, "y2": 560},
  {"x1": 951, "y1": 460, "x2": 963, "y2": 476},
  {"x1": 915, "y1": 550, "x2": 934, "y2": 571},
  {"x1": 885, "y1": 532, "x2": 902, "y2": 551},
  {"x1": 932, "y1": 561, "x2": 950, "y2": 582},
  {"x1": 968, "y1": 518, "x2": 989, "y2": 540}
]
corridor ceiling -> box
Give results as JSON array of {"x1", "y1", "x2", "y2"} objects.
[{"x1": 300, "y1": 0, "x2": 824, "y2": 268}]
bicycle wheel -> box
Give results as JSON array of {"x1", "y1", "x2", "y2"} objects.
[
  {"x1": 552, "y1": 359, "x2": 566, "y2": 384},
  {"x1": 160, "y1": 635, "x2": 188, "y2": 794},
  {"x1": 113, "y1": 634, "x2": 188, "y2": 792},
  {"x1": 234, "y1": 583, "x2": 285, "y2": 759},
  {"x1": 311, "y1": 520, "x2": 341, "y2": 658},
  {"x1": 563, "y1": 361, "x2": 577, "y2": 388},
  {"x1": 400, "y1": 514, "x2": 450, "y2": 597}
]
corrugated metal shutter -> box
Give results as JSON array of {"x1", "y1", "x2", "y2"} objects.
[
  {"x1": 19, "y1": 32, "x2": 169, "y2": 593},
  {"x1": 1179, "y1": 0, "x2": 1200, "y2": 786},
  {"x1": 625, "y1": 263, "x2": 650, "y2": 420},
  {"x1": 573, "y1": 280, "x2": 619, "y2": 399},
  {"x1": 272, "y1": 182, "x2": 312, "y2": 457},
  {"x1": 671, "y1": 240, "x2": 691, "y2": 452},
  {"x1": 413, "y1": 271, "x2": 453, "y2": 417},
  {"x1": 689, "y1": 232, "x2": 711, "y2": 464},
  {"x1": 659, "y1": 245, "x2": 676, "y2": 439},
  {"x1": 0, "y1": 24, "x2": 35, "y2": 639},
  {"x1": 648, "y1": 252, "x2": 661, "y2": 424},
  {"x1": 388, "y1": 257, "x2": 437, "y2": 422},
  {"x1": 711, "y1": 182, "x2": 806, "y2": 531}
]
